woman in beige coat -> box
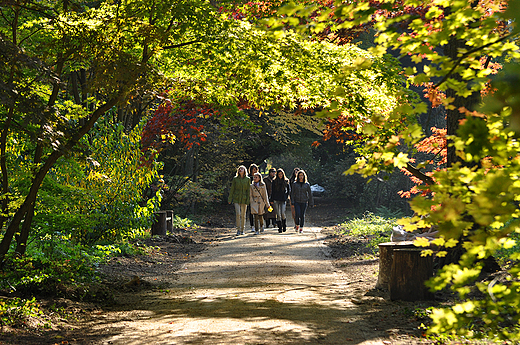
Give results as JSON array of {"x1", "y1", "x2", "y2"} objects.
[{"x1": 249, "y1": 172, "x2": 269, "y2": 235}]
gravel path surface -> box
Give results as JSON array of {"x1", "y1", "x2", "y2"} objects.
[{"x1": 83, "y1": 220, "x2": 389, "y2": 345}]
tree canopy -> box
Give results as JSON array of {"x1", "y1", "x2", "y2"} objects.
[
  {"x1": 272, "y1": 0, "x2": 520, "y2": 339},
  {"x1": 0, "y1": 0, "x2": 408, "y2": 262}
]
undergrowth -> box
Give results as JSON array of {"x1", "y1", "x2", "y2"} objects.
[
  {"x1": 0, "y1": 297, "x2": 50, "y2": 329},
  {"x1": 336, "y1": 209, "x2": 399, "y2": 253},
  {"x1": 0, "y1": 215, "x2": 197, "y2": 330}
]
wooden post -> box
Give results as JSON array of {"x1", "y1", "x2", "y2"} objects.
[
  {"x1": 376, "y1": 241, "x2": 416, "y2": 289},
  {"x1": 389, "y1": 248, "x2": 434, "y2": 301},
  {"x1": 152, "y1": 211, "x2": 167, "y2": 236},
  {"x1": 166, "y1": 210, "x2": 174, "y2": 233}
]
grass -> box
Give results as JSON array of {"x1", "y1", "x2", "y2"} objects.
[{"x1": 336, "y1": 211, "x2": 398, "y2": 253}]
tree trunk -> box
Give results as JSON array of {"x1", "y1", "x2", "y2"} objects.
[
  {"x1": 15, "y1": 202, "x2": 35, "y2": 255},
  {"x1": 389, "y1": 248, "x2": 434, "y2": 301},
  {"x1": 444, "y1": 37, "x2": 481, "y2": 167},
  {"x1": 152, "y1": 211, "x2": 167, "y2": 236},
  {"x1": 376, "y1": 241, "x2": 416, "y2": 290},
  {"x1": 0, "y1": 107, "x2": 14, "y2": 231},
  {"x1": 0, "y1": 99, "x2": 118, "y2": 263}
]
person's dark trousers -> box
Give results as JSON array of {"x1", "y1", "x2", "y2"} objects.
[{"x1": 294, "y1": 202, "x2": 307, "y2": 227}]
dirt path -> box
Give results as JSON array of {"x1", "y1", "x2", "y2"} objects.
[{"x1": 78, "y1": 213, "x2": 392, "y2": 345}]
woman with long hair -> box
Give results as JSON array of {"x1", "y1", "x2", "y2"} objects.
[
  {"x1": 263, "y1": 167, "x2": 277, "y2": 228},
  {"x1": 289, "y1": 167, "x2": 300, "y2": 231},
  {"x1": 271, "y1": 168, "x2": 291, "y2": 233},
  {"x1": 290, "y1": 169, "x2": 313, "y2": 233},
  {"x1": 228, "y1": 165, "x2": 250, "y2": 235},
  {"x1": 249, "y1": 172, "x2": 269, "y2": 235},
  {"x1": 247, "y1": 163, "x2": 259, "y2": 232}
]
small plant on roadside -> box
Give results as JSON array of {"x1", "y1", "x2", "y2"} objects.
[
  {"x1": 337, "y1": 212, "x2": 397, "y2": 252},
  {"x1": 375, "y1": 206, "x2": 405, "y2": 219},
  {"x1": 0, "y1": 297, "x2": 43, "y2": 328},
  {"x1": 171, "y1": 215, "x2": 195, "y2": 230}
]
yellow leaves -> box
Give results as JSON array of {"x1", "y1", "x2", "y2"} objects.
[
  {"x1": 425, "y1": 5, "x2": 444, "y2": 20},
  {"x1": 500, "y1": 237, "x2": 516, "y2": 250},
  {"x1": 394, "y1": 152, "x2": 409, "y2": 169},
  {"x1": 452, "y1": 267, "x2": 481, "y2": 285},
  {"x1": 414, "y1": 237, "x2": 430, "y2": 247},
  {"x1": 431, "y1": 308, "x2": 458, "y2": 327},
  {"x1": 453, "y1": 301, "x2": 476, "y2": 314},
  {"x1": 431, "y1": 237, "x2": 445, "y2": 246},
  {"x1": 362, "y1": 123, "x2": 378, "y2": 135},
  {"x1": 87, "y1": 172, "x2": 112, "y2": 183},
  {"x1": 445, "y1": 238, "x2": 459, "y2": 248},
  {"x1": 441, "y1": 198, "x2": 465, "y2": 222}
]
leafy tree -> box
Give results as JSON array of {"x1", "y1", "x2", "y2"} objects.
[
  {"x1": 33, "y1": 120, "x2": 160, "y2": 245},
  {"x1": 0, "y1": 0, "x2": 407, "y2": 262},
  {"x1": 275, "y1": 0, "x2": 520, "y2": 339}
]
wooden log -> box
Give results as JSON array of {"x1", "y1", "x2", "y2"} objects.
[
  {"x1": 166, "y1": 210, "x2": 174, "y2": 233},
  {"x1": 389, "y1": 248, "x2": 434, "y2": 301},
  {"x1": 152, "y1": 211, "x2": 167, "y2": 236},
  {"x1": 375, "y1": 241, "x2": 416, "y2": 290}
]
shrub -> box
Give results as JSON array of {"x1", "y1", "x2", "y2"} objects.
[{"x1": 337, "y1": 212, "x2": 398, "y2": 252}]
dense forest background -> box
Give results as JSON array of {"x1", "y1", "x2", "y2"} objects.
[{"x1": 1, "y1": 0, "x2": 520, "y2": 340}]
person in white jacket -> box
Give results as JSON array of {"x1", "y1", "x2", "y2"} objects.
[{"x1": 250, "y1": 172, "x2": 269, "y2": 235}]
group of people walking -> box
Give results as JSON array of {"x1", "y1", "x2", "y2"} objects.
[{"x1": 228, "y1": 164, "x2": 314, "y2": 236}]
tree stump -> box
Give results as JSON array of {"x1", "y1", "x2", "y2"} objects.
[
  {"x1": 152, "y1": 211, "x2": 167, "y2": 236},
  {"x1": 166, "y1": 210, "x2": 174, "y2": 233},
  {"x1": 375, "y1": 241, "x2": 416, "y2": 289},
  {"x1": 389, "y1": 248, "x2": 434, "y2": 301}
]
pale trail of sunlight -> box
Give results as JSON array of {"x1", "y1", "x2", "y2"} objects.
[{"x1": 94, "y1": 226, "x2": 387, "y2": 345}]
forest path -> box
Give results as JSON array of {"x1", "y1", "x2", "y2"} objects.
[{"x1": 86, "y1": 215, "x2": 387, "y2": 345}]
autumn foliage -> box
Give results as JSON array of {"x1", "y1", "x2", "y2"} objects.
[{"x1": 141, "y1": 100, "x2": 217, "y2": 161}]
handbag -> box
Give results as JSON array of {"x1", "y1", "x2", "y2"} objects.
[{"x1": 254, "y1": 184, "x2": 273, "y2": 213}]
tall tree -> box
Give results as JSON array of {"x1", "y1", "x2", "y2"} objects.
[
  {"x1": 274, "y1": 0, "x2": 520, "y2": 338},
  {"x1": 0, "y1": 0, "x2": 405, "y2": 261}
]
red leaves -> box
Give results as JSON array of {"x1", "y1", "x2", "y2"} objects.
[
  {"x1": 141, "y1": 100, "x2": 217, "y2": 164},
  {"x1": 423, "y1": 82, "x2": 445, "y2": 108},
  {"x1": 416, "y1": 127, "x2": 447, "y2": 165},
  {"x1": 322, "y1": 115, "x2": 361, "y2": 144}
]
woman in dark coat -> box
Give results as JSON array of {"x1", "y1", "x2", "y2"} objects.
[
  {"x1": 271, "y1": 169, "x2": 291, "y2": 233},
  {"x1": 288, "y1": 167, "x2": 300, "y2": 231},
  {"x1": 263, "y1": 167, "x2": 277, "y2": 228},
  {"x1": 290, "y1": 169, "x2": 313, "y2": 233}
]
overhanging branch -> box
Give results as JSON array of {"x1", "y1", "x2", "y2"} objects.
[
  {"x1": 434, "y1": 33, "x2": 514, "y2": 89},
  {"x1": 405, "y1": 163, "x2": 434, "y2": 185},
  {"x1": 162, "y1": 40, "x2": 200, "y2": 50}
]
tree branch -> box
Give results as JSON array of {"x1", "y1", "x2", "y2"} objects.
[
  {"x1": 404, "y1": 163, "x2": 434, "y2": 185},
  {"x1": 162, "y1": 39, "x2": 200, "y2": 50},
  {"x1": 434, "y1": 33, "x2": 514, "y2": 89}
]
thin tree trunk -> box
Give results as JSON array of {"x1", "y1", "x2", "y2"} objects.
[
  {"x1": 444, "y1": 38, "x2": 481, "y2": 167},
  {"x1": 0, "y1": 107, "x2": 14, "y2": 231},
  {"x1": 15, "y1": 204, "x2": 34, "y2": 255},
  {"x1": 0, "y1": 98, "x2": 118, "y2": 263},
  {"x1": 15, "y1": 140, "x2": 43, "y2": 254}
]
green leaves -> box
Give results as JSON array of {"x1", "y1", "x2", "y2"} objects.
[{"x1": 271, "y1": 0, "x2": 520, "y2": 339}]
